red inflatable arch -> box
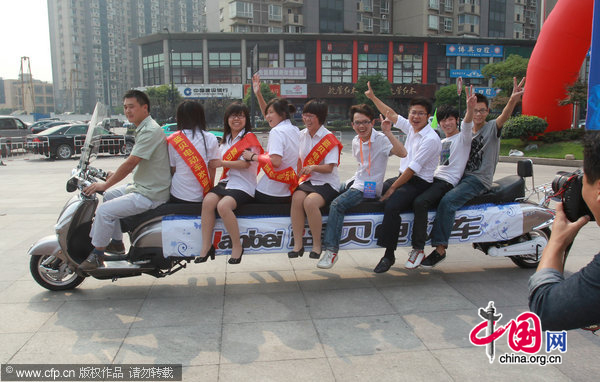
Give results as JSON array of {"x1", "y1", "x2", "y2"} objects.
[{"x1": 522, "y1": 0, "x2": 593, "y2": 132}]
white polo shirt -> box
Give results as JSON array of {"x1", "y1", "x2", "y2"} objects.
[
  {"x1": 168, "y1": 129, "x2": 220, "y2": 202},
  {"x1": 394, "y1": 116, "x2": 441, "y2": 183},
  {"x1": 349, "y1": 129, "x2": 393, "y2": 197},
  {"x1": 299, "y1": 125, "x2": 340, "y2": 190},
  {"x1": 434, "y1": 120, "x2": 473, "y2": 186},
  {"x1": 256, "y1": 119, "x2": 300, "y2": 197},
  {"x1": 219, "y1": 129, "x2": 260, "y2": 197}
]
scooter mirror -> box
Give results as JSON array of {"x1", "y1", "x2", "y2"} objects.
[{"x1": 66, "y1": 177, "x2": 78, "y2": 193}]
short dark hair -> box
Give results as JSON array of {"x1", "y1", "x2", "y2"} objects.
[
  {"x1": 584, "y1": 131, "x2": 600, "y2": 184},
  {"x1": 475, "y1": 93, "x2": 489, "y2": 108},
  {"x1": 223, "y1": 102, "x2": 252, "y2": 141},
  {"x1": 264, "y1": 97, "x2": 296, "y2": 120},
  {"x1": 176, "y1": 100, "x2": 207, "y2": 136},
  {"x1": 409, "y1": 97, "x2": 433, "y2": 115},
  {"x1": 349, "y1": 104, "x2": 375, "y2": 121},
  {"x1": 302, "y1": 99, "x2": 328, "y2": 126},
  {"x1": 437, "y1": 105, "x2": 459, "y2": 121},
  {"x1": 123, "y1": 90, "x2": 150, "y2": 112}
]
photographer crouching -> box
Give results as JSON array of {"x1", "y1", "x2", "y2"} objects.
[{"x1": 529, "y1": 131, "x2": 600, "y2": 331}]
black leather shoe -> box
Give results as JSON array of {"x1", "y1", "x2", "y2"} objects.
[
  {"x1": 373, "y1": 257, "x2": 395, "y2": 273},
  {"x1": 195, "y1": 246, "x2": 215, "y2": 263},
  {"x1": 309, "y1": 250, "x2": 321, "y2": 259},
  {"x1": 287, "y1": 247, "x2": 304, "y2": 258},
  {"x1": 228, "y1": 248, "x2": 244, "y2": 264}
]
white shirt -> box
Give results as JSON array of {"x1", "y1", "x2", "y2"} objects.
[
  {"x1": 350, "y1": 129, "x2": 393, "y2": 197},
  {"x1": 394, "y1": 116, "x2": 441, "y2": 183},
  {"x1": 168, "y1": 129, "x2": 220, "y2": 202},
  {"x1": 219, "y1": 129, "x2": 260, "y2": 197},
  {"x1": 256, "y1": 119, "x2": 300, "y2": 197},
  {"x1": 299, "y1": 125, "x2": 340, "y2": 190},
  {"x1": 434, "y1": 120, "x2": 473, "y2": 186}
]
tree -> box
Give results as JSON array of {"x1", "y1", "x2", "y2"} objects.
[
  {"x1": 434, "y1": 84, "x2": 466, "y2": 110},
  {"x1": 560, "y1": 80, "x2": 588, "y2": 106},
  {"x1": 243, "y1": 83, "x2": 276, "y2": 110},
  {"x1": 354, "y1": 73, "x2": 392, "y2": 110},
  {"x1": 502, "y1": 115, "x2": 548, "y2": 143},
  {"x1": 145, "y1": 85, "x2": 183, "y2": 124},
  {"x1": 201, "y1": 98, "x2": 234, "y2": 127},
  {"x1": 481, "y1": 54, "x2": 528, "y2": 97}
]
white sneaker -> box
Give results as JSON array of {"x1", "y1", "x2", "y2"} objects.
[
  {"x1": 317, "y1": 250, "x2": 338, "y2": 269},
  {"x1": 405, "y1": 249, "x2": 424, "y2": 269}
]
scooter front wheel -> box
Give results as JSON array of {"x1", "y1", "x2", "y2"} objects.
[{"x1": 30, "y1": 255, "x2": 86, "y2": 291}]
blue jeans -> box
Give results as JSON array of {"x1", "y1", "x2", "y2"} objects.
[
  {"x1": 529, "y1": 253, "x2": 600, "y2": 331},
  {"x1": 323, "y1": 188, "x2": 364, "y2": 253},
  {"x1": 430, "y1": 175, "x2": 487, "y2": 247}
]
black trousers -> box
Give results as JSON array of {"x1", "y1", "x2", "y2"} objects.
[
  {"x1": 376, "y1": 174, "x2": 431, "y2": 253},
  {"x1": 411, "y1": 178, "x2": 454, "y2": 250}
]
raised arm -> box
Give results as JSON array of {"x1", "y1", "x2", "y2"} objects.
[
  {"x1": 496, "y1": 77, "x2": 525, "y2": 129},
  {"x1": 365, "y1": 81, "x2": 398, "y2": 124},
  {"x1": 253, "y1": 73, "x2": 267, "y2": 118},
  {"x1": 380, "y1": 114, "x2": 406, "y2": 158}
]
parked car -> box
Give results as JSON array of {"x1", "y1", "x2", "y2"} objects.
[
  {"x1": 28, "y1": 118, "x2": 60, "y2": 132},
  {"x1": 31, "y1": 120, "x2": 71, "y2": 134},
  {"x1": 161, "y1": 123, "x2": 224, "y2": 143},
  {"x1": 26, "y1": 124, "x2": 135, "y2": 160},
  {"x1": 0, "y1": 116, "x2": 30, "y2": 138}
]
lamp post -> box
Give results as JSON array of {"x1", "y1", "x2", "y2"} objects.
[{"x1": 163, "y1": 27, "x2": 174, "y2": 114}]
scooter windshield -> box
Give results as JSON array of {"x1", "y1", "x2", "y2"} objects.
[{"x1": 77, "y1": 102, "x2": 108, "y2": 172}]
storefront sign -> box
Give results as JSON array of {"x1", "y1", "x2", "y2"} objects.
[
  {"x1": 307, "y1": 84, "x2": 435, "y2": 99},
  {"x1": 258, "y1": 67, "x2": 307, "y2": 80},
  {"x1": 179, "y1": 84, "x2": 243, "y2": 99},
  {"x1": 474, "y1": 87, "x2": 502, "y2": 98},
  {"x1": 446, "y1": 44, "x2": 503, "y2": 57},
  {"x1": 281, "y1": 84, "x2": 307, "y2": 98},
  {"x1": 243, "y1": 84, "x2": 281, "y2": 97},
  {"x1": 450, "y1": 69, "x2": 484, "y2": 78}
]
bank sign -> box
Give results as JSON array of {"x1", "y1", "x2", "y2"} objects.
[
  {"x1": 447, "y1": 44, "x2": 503, "y2": 57},
  {"x1": 178, "y1": 84, "x2": 243, "y2": 99}
]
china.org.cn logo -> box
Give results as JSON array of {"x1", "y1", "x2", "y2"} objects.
[{"x1": 469, "y1": 301, "x2": 567, "y2": 366}]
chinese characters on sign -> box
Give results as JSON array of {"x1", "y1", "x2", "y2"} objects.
[{"x1": 446, "y1": 44, "x2": 504, "y2": 57}]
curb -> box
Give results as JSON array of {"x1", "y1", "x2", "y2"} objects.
[{"x1": 499, "y1": 156, "x2": 582, "y2": 167}]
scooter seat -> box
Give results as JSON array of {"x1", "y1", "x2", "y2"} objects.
[
  {"x1": 120, "y1": 199, "x2": 385, "y2": 233},
  {"x1": 467, "y1": 175, "x2": 525, "y2": 206}
]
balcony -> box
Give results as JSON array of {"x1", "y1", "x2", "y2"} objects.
[
  {"x1": 283, "y1": 0, "x2": 303, "y2": 7},
  {"x1": 284, "y1": 13, "x2": 303, "y2": 26},
  {"x1": 458, "y1": 4, "x2": 480, "y2": 14}
]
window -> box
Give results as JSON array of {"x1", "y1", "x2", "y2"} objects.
[
  {"x1": 359, "y1": 0, "x2": 373, "y2": 12},
  {"x1": 284, "y1": 53, "x2": 305, "y2": 68},
  {"x1": 142, "y1": 53, "x2": 164, "y2": 86},
  {"x1": 380, "y1": 19, "x2": 390, "y2": 34},
  {"x1": 458, "y1": 14, "x2": 479, "y2": 25},
  {"x1": 363, "y1": 17, "x2": 373, "y2": 31},
  {"x1": 268, "y1": 4, "x2": 282, "y2": 21},
  {"x1": 381, "y1": 0, "x2": 389, "y2": 13},
  {"x1": 429, "y1": 0, "x2": 439, "y2": 10},
  {"x1": 229, "y1": 1, "x2": 253, "y2": 18},
  {"x1": 428, "y1": 15, "x2": 439, "y2": 30},
  {"x1": 321, "y1": 53, "x2": 352, "y2": 83},
  {"x1": 259, "y1": 52, "x2": 279, "y2": 68},
  {"x1": 171, "y1": 52, "x2": 203, "y2": 84},
  {"x1": 358, "y1": 53, "x2": 387, "y2": 77},
  {"x1": 208, "y1": 52, "x2": 242, "y2": 83},
  {"x1": 444, "y1": 18, "x2": 453, "y2": 32},
  {"x1": 444, "y1": 0, "x2": 453, "y2": 11},
  {"x1": 393, "y1": 46, "x2": 423, "y2": 84}
]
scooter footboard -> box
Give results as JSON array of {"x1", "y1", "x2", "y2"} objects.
[{"x1": 159, "y1": 202, "x2": 529, "y2": 258}]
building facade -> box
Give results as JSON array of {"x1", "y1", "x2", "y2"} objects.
[
  {"x1": 47, "y1": 0, "x2": 207, "y2": 113},
  {"x1": 134, "y1": 32, "x2": 535, "y2": 117},
  {"x1": 0, "y1": 77, "x2": 54, "y2": 115}
]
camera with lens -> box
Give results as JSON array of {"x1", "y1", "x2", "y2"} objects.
[{"x1": 552, "y1": 170, "x2": 595, "y2": 222}]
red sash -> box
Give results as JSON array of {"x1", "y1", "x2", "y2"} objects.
[
  {"x1": 297, "y1": 133, "x2": 343, "y2": 185},
  {"x1": 167, "y1": 131, "x2": 211, "y2": 196},
  {"x1": 219, "y1": 132, "x2": 264, "y2": 181},
  {"x1": 257, "y1": 154, "x2": 299, "y2": 193}
]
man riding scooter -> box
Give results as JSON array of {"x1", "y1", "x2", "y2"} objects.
[{"x1": 78, "y1": 90, "x2": 171, "y2": 272}]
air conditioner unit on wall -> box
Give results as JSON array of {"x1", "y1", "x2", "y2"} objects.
[{"x1": 382, "y1": 14, "x2": 387, "y2": 19}]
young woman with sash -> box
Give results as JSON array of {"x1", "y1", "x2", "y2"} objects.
[
  {"x1": 167, "y1": 101, "x2": 220, "y2": 203},
  {"x1": 289, "y1": 99, "x2": 342, "y2": 259},
  {"x1": 242, "y1": 74, "x2": 300, "y2": 205},
  {"x1": 198, "y1": 103, "x2": 263, "y2": 264}
]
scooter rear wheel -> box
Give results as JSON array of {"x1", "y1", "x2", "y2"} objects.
[
  {"x1": 30, "y1": 254, "x2": 86, "y2": 291},
  {"x1": 509, "y1": 228, "x2": 551, "y2": 269}
]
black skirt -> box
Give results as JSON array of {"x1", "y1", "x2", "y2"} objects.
[
  {"x1": 296, "y1": 181, "x2": 340, "y2": 204},
  {"x1": 209, "y1": 183, "x2": 254, "y2": 206}
]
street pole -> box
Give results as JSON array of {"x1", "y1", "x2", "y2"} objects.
[
  {"x1": 456, "y1": 76, "x2": 463, "y2": 124},
  {"x1": 250, "y1": 45, "x2": 258, "y2": 128},
  {"x1": 163, "y1": 28, "x2": 175, "y2": 117}
]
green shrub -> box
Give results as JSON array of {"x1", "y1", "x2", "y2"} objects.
[
  {"x1": 328, "y1": 119, "x2": 350, "y2": 128},
  {"x1": 538, "y1": 128, "x2": 585, "y2": 143},
  {"x1": 502, "y1": 115, "x2": 548, "y2": 143}
]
